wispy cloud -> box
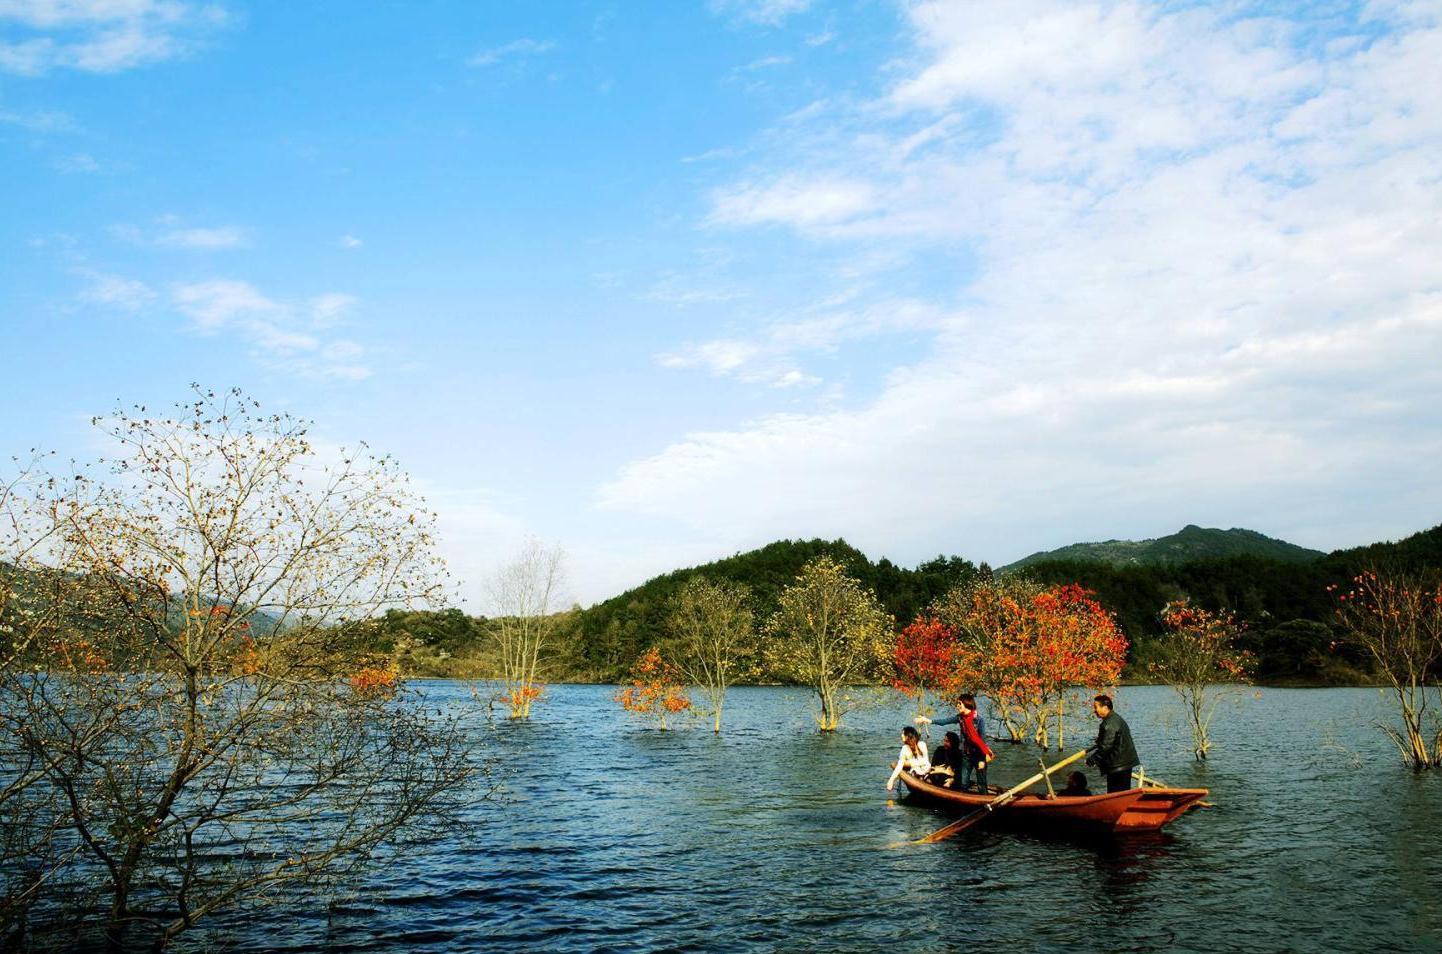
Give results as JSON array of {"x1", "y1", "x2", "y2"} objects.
[
  {"x1": 77, "y1": 269, "x2": 155, "y2": 311},
  {"x1": 467, "y1": 37, "x2": 554, "y2": 68},
  {"x1": 171, "y1": 279, "x2": 371, "y2": 381},
  {"x1": 606, "y1": 1, "x2": 1442, "y2": 564},
  {"x1": 709, "y1": 0, "x2": 812, "y2": 27},
  {"x1": 0, "y1": 0, "x2": 228, "y2": 75},
  {"x1": 0, "y1": 106, "x2": 78, "y2": 133},
  {"x1": 338, "y1": 234, "x2": 363, "y2": 249},
  {"x1": 113, "y1": 219, "x2": 248, "y2": 249},
  {"x1": 52, "y1": 151, "x2": 100, "y2": 173}
]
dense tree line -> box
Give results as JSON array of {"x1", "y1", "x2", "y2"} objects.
[{"x1": 340, "y1": 525, "x2": 1442, "y2": 686}]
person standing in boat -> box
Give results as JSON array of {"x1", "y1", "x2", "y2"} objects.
[
  {"x1": 886, "y1": 726, "x2": 931, "y2": 792},
  {"x1": 1086, "y1": 694, "x2": 1139, "y2": 793},
  {"x1": 915, "y1": 694, "x2": 995, "y2": 793}
]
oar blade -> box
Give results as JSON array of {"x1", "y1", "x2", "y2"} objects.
[{"x1": 914, "y1": 807, "x2": 988, "y2": 844}]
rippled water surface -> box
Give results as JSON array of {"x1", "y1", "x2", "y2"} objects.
[{"x1": 203, "y1": 684, "x2": 1439, "y2": 953}]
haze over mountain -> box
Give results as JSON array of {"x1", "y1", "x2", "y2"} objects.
[{"x1": 1001, "y1": 525, "x2": 1326, "y2": 572}]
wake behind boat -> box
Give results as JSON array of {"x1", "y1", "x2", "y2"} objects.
[{"x1": 898, "y1": 771, "x2": 1208, "y2": 836}]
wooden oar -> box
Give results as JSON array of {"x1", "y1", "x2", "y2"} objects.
[
  {"x1": 905, "y1": 748, "x2": 1092, "y2": 845},
  {"x1": 1132, "y1": 768, "x2": 1214, "y2": 807}
]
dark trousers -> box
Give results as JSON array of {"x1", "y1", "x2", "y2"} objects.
[
  {"x1": 961, "y1": 752, "x2": 988, "y2": 792},
  {"x1": 1105, "y1": 769, "x2": 1133, "y2": 793}
]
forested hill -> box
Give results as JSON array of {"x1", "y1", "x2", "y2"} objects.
[
  {"x1": 352, "y1": 523, "x2": 1441, "y2": 685},
  {"x1": 1017, "y1": 523, "x2": 1442, "y2": 683},
  {"x1": 1002, "y1": 525, "x2": 1324, "y2": 571},
  {"x1": 564, "y1": 539, "x2": 981, "y2": 680}
]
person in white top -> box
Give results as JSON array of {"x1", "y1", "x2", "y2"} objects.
[{"x1": 886, "y1": 725, "x2": 931, "y2": 791}]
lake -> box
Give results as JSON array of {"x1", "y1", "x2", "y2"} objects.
[{"x1": 197, "y1": 683, "x2": 1440, "y2": 952}]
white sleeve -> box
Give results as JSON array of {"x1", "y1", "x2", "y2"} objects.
[{"x1": 887, "y1": 746, "x2": 908, "y2": 787}]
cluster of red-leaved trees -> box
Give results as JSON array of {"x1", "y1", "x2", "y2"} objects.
[{"x1": 892, "y1": 580, "x2": 1128, "y2": 750}]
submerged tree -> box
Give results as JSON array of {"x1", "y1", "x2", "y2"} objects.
[
  {"x1": 1152, "y1": 600, "x2": 1253, "y2": 760},
  {"x1": 1332, "y1": 570, "x2": 1442, "y2": 771},
  {"x1": 615, "y1": 646, "x2": 692, "y2": 730},
  {"x1": 934, "y1": 579, "x2": 1125, "y2": 749},
  {"x1": 0, "y1": 388, "x2": 479, "y2": 951},
  {"x1": 666, "y1": 577, "x2": 755, "y2": 733},
  {"x1": 890, "y1": 616, "x2": 962, "y2": 721},
  {"x1": 765, "y1": 557, "x2": 891, "y2": 732},
  {"x1": 488, "y1": 539, "x2": 568, "y2": 719}
]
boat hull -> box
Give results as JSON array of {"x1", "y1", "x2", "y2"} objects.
[{"x1": 897, "y1": 773, "x2": 1207, "y2": 835}]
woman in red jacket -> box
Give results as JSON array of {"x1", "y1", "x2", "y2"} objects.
[{"x1": 917, "y1": 693, "x2": 995, "y2": 793}]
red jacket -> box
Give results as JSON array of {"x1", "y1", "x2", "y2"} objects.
[{"x1": 960, "y1": 710, "x2": 994, "y2": 761}]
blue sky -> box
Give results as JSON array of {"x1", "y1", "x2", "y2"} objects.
[{"x1": 2, "y1": 0, "x2": 1440, "y2": 606}]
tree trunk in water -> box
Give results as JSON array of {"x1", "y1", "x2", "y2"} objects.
[
  {"x1": 818, "y1": 688, "x2": 839, "y2": 732},
  {"x1": 1057, "y1": 697, "x2": 1065, "y2": 751}
]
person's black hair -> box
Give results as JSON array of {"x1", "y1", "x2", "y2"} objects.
[
  {"x1": 1094, "y1": 693, "x2": 1113, "y2": 710},
  {"x1": 902, "y1": 725, "x2": 920, "y2": 742},
  {"x1": 1066, "y1": 771, "x2": 1087, "y2": 788},
  {"x1": 959, "y1": 693, "x2": 976, "y2": 707},
  {"x1": 944, "y1": 731, "x2": 961, "y2": 748}
]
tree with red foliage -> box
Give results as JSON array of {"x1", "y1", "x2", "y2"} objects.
[
  {"x1": 934, "y1": 579, "x2": 1127, "y2": 749},
  {"x1": 615, "y1": 647, "x2": 692, "y2": 730},
  {"x1": 1152, "y1": 600, "x2": 1252, "y2": 760},
  {"x1": 891, "y1": 617, "x2": 962, "y2": 719}
]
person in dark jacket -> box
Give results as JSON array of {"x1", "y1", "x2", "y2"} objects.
[
  {"x1": 926, "y1": 731, "x2": 963, "y2": 787},
  {"x1": 1086, "y1": 694, "x2": 1139, "y2": 793}
]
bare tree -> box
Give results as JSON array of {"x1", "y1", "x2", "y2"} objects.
[
  {"x1": 487, "y1": 539, "x2": 567, "y2": 719},
  {"x1": 0, "y1": 388, "x2": 479, "y2": 951},
  {"x1": 1333, "y1": 570, "x2": 1442, "y2": 770},
  {"x1": 666, "y1": 577, "x2": 755, "y2": 733}
]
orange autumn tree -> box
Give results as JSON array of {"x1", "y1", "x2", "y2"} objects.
[
  {"x1": 1152, "y1": 601, "x2": 1252, "y2": 760},
  {"x1": 934, "y1": 579, "x2": 1126, "y2": 750},
  {"x1": 1032, "y1": 584, "x2": 1129, "y2": 749},
  {"x1": 615, "y1": 647, "x2": 692, "y2": 730},
  {"x1": 891, "y1": 617, "x2": 962, "y2": 719}
]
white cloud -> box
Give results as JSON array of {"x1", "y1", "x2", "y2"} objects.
[
  {"x1": 710, "y1": 175, "x2": 880, "y2": 232},
  {"x1": 656, "y1": 298, "x2": 944, "y2": 387},
  {"x1": 467, "y1": 37, "x2": 554, "y2": 68},
  {"x1": 77, "y1": 270, "x2": 155, "y2": 311},
  {"x1": 52, "y1": 151, "x2": 100, "y2": 173},
  {"x1": 171, "y1": 279, "x2": 372, "y2": 381},
  {"x1": 0, "y1": 0, "x2": 226, "y2": 75},
  {"x1": 605, "y1": 2, "x2": 1442, "y2": 566},
  {"x1": 0, "y1": 106, "x2": 78, "y2": 132},
  {"x1": 156, "y1": 225, "x2": 245, "y2": 248},
  {"x1": 338, "y1": 234, "x2": 362, "y2": 249},
  {"x1": 709, "y1": 0, "x2": 811, "y2": 27},
  {"x1": 114, "y1": 220, "x2": 247, "y2": 249}
]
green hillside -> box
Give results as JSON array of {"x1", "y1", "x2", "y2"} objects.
[
  {"x1": 562, "y1": 538, "x2": 980, "y2": 681},
  {"x1": 1002, "y1": 524, "x2": 1325, "y2": 572}
]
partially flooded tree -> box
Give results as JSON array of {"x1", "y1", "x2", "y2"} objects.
[
  {"x1": 0, "y1": 455, "x2": 75, "y2": 937},
  {"x1": 889, "y1": 616, "x2": 962, "y2": 722},
  {"x1": 666, "y1": 577, "x2": 755, "y2": 733},
  {"x1": 1152, "y1": 601, "x2": 1252, "y2": 760},
  {"x1": 765, "y1": 557, "x2": 891, "y2": 732},
  {"x1": 615, "y1": 646, "x2": 692, "y2": 730},
  {"x1": 0, "y1": 388, "x2": 478, "y2": 951},
  {"x1": 487, "y1": 539, "x2": 567, "y2": 719},
  {"x1": 933, "y1": 579, "x2": 1126, "y2": 749},
  {"x1": 1332, "y1": 570, "x2": 1442, "y2": 771}
]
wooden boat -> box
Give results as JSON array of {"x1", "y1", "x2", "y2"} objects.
[{"x1": 898, "y1": 772, "x2": 1208, "y2": 835}]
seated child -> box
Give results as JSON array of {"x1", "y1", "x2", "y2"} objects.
[{"x1": 1059, "y1": 770, "x2": 1092, "y2": 797}]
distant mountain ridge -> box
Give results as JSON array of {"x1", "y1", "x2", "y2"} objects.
[{"x1": 1002, "y1": 524, "x2": 1325, "y2": 572}]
